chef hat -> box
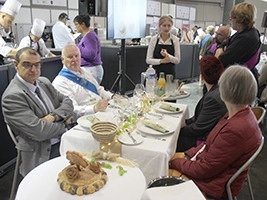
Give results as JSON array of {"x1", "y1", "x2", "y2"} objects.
[
  {"x1": 31, "y1": 18, "x2": 46, "y2": 37},
  {"x1": 0, "y1": 0, "x2": 22, "y2": 17}
]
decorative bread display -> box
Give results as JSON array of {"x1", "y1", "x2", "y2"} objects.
[{"x1": 57, "y1": 151, "x2": 108, "y2": 196}]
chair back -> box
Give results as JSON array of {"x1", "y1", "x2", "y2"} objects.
[
  {"x1": 147, "y1": 176, "x2": 185, "y2": 188},
  {"x1": 252, "y1": 106, "x2": 266, "y2": 124},
  {"x1": 226, "y1": 135, "x2": 264, "y2": 200},
  {"x1": 6, "y1": 124, "x2": 18, "y2": 146}
]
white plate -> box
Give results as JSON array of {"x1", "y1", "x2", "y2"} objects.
[
  {"x1": 77, "y1": 113, "x2": 115, "y2": 129},
  {"x1": 165, "y1": 91, "x2": 191, "y2": 100},
  {"x1": 118, "y1": 132, "x2": 143, "y2": 145},
  {"x1": 136, "y1": 120, "x2": 175, "y2": 136},
  {"x1": 77, "y1": 114, "x2": 96, "y2": 129},
  {"x1": 153, "y1": 102, "x2": 183, "y2": 114}
]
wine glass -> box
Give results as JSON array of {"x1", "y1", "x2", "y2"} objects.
[{"x1": 134, "y1": 84, "x2": 145, "y2": 98}]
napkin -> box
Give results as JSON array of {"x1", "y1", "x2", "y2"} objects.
[
  {"x1": 142, "y1": 120, "x2": 169, "y2": 133},
  {"x1": 86, "y1": 115, "x2": 100, "y2": 124},
  {"x1": 159, "y1": 103, "x2": 179, "y2": 112}
]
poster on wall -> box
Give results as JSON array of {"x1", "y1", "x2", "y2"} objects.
[
  {"x1": 32, "y1": 0, "x2": 67, "y2": 7},
  {"x1": 176, "y1": 6, "x2": 190, "y2": 20},
  {"x1": 190, "y1": 7, "x2": 196, "y2": 21},
  {"x1": 147, "y1": 0, "x2": 161, "y2": 16}
]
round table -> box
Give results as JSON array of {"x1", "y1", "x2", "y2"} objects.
[{"x1": 16, "y1": 156, "x2": 146, "y2": 200}]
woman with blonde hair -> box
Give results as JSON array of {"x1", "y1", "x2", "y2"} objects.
[
  {"x1": 216, "y1": 2, "x2": 261, "y2": 72},
  {"x1": 169, "y1": 65, "x2": 262, "y2": 199},
  {"x1": 146, "y1": 15, "x2": 181, "y2": 77}
]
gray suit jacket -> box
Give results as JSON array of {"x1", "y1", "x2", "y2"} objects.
[{"x1": 2, "y1": 75, "x2": 74, "y2": 176}]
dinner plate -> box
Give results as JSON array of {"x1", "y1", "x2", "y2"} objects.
[
  {"x1": 77, "y1": 114, "x2": 96, "y2": 129},
  {"x1": 153, "y1": 102, "x2": 183, "y2": 114},
  {"x1": 118, "y1": 132, "x2": 143, "y2": 145},
  {"x1": 136, "y1": 120, "x2": 175, "y2": 136},
  {"x1": 165, "y1": 91, "x2": 190, "y2": 100},
  {"x1": 77, "y1": 113, "x2": 115, "y2": 129}
]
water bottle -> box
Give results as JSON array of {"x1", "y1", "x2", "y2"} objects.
[{"x1": 145, "y1": 65, "x2": 156, "y2": 98}]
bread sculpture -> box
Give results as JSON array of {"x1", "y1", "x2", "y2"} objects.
[{"x1": 57, "y1": 151, "x2": 108, "y2": 195}]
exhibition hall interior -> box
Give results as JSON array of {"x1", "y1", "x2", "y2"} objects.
[{"x1": 0, "y1": 0, "x2": 267, "y2": 199}]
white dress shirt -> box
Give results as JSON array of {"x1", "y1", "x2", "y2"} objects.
[
  {"x1": 146, "y1": 34, "x2": 181, "y2": 65},
  {"x1": 52, "y1": 21, "x2": 75, "y2": 49},
  {"x1": 52, "y1": 66, "x2": 113, "y2": 117},
  {"x1": 18, "y1": 36, "x2": 50, "y2": 57}
]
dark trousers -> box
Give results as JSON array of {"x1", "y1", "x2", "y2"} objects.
[{"x1": 49, "y1": 142, "x2": 60, "y2": 159}]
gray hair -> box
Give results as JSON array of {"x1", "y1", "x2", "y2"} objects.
[{"x1": 219, "y1": 65, "x2": 257, "y2": 105}]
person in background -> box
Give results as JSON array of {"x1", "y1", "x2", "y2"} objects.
[
  {"x1": 216, "y1": 3, "x2": 261, "y2": 72},
  {"x1": 199, "y1": 25, "x2": 215, "y2": 57},
  {"x1": 203, "y1": 25, "x2": 231, "y2": 56},
  {"x1": 146, "y1": 15, "x2": 181, "y2": 77},
  {"x1": 176, "y1": 55, "x2": 226, "y2": 152},
  {"x1": 18, "y1": 18, "x2": 56, "y2": 57},
  {"x1": 169, "y1": 65, "x2": 262, "y2": 199},
  {"x1": 52, "y1": 13, "x2": 75, "y2": 49},
  {"x1": 167, "y1": 14, "x2": 179, "y2": 37},
  {"x1": 180, "y1": 26, "x2": 193, "y2": 43},
  {"x1": 74, "y1": 14, "x2": 104, "y2": 84},
  {"x1": 53, "y1": 44, "x2": 113, "y2": 118},
  {"x1": 0, "y1": 0, "x2": 21, "y2": 64},
  {"x1": 260, "y1": 32, "x2": 267, "y2": 44},
  {"x1": 2, "y1": 47, "x2": 74, "y2": 176}
]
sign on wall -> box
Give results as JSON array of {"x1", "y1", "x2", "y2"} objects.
[{"x1": 32, "y1": 0, "x2": 66, "y2": 7}]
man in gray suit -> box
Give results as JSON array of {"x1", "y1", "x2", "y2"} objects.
[{"x1": 2, "y1": 47, "x2": 74, "y2": 176}]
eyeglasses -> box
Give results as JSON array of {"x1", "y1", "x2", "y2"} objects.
[{"x1": 20, "y1": 61, "x2": 42, "y2": 69}]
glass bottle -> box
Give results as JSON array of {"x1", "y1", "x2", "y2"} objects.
[{"x1": 156, "y1": 72, "x2": 166, "y2": 96}]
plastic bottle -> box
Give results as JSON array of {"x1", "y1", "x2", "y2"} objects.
[
  {"x1": 145, "y1": 65, "x2": 156, "y2": 98},
  {"x1": 156, "y1": 72, "x2": 166, "y2": 96}
]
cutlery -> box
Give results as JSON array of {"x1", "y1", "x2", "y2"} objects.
[
  {"x1": 147, "y1": 112, "x2": 164, "y2": 119},
  {"x1": 136, "y1": 131, "x2": 166, "y2": 141},
  {"x1": 126, "y1": 129, "x2": 137, "y2": 144}
]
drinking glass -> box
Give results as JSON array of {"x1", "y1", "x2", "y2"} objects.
[{"x1": 134, "y1": 84, "x2": 146, "y2": 98}]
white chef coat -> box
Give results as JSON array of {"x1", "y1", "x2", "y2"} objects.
[
  {"x1": 0, "y1": 26, "x2": 12, "y2": 57},
  {"x1": 52, "y1": 21, "x2": 75, "y2": 49},
  {"x1": 18, "y1": 35, "x2": 50, "y2": 57}
]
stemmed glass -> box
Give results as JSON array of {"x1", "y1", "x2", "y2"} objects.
[{"x1": 134, "y1": 84, "x2": 146, "y2": 98}]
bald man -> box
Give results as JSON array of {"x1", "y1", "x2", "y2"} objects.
[{"x1": 203, "y1": 26, "x2": 231, "y2": 56}]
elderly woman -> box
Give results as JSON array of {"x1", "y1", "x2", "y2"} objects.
[
  {"x1": 177, "y1": 55, "x2": 227, "y2": 152},
  {"x1": 146, "y1": 15, "x2": 181, "y2": 77},
  {"x1": 216, "y1": 2, "x2": 261, "y2": 71},
  {"x1": 169, "y1": 65, "x2": 262, "y2": 199}
]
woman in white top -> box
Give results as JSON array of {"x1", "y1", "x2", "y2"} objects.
[{"x1": 146, "y1": 15, "x2": 181, "y2": 77}]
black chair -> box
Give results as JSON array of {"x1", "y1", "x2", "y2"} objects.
[{"x1": 147, "y1": 176, "x2": 186, "y2": 188}]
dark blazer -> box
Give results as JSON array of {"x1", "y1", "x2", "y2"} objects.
[
  {"x1": 177, "y1": 84, "x2": 227, "y2": 151},
  {"x1": 2, "y1": 75, "x2": 74, "y2": 176}
]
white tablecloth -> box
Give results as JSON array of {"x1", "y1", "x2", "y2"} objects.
[
  {"x1": 140, "y1": 180, "x2": 206, "y2": 200},
  {"x1": 16, "y1": 156, "x2": 146, "y2": 200},
  {"x1": 60, "y1": 104, "x2": 189, "y2": 184}
]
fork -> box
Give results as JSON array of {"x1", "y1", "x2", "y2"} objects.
[{"x1": 126, "y1": 129, "x2": 137, "y2": 144}]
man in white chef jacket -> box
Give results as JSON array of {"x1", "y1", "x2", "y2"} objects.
[
  {"x1": 18, "y1": 18, "x2": 55, "y2": 57},
  {"x1": 0, "y1": 0, "x2": 21, "y2": 63}
]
